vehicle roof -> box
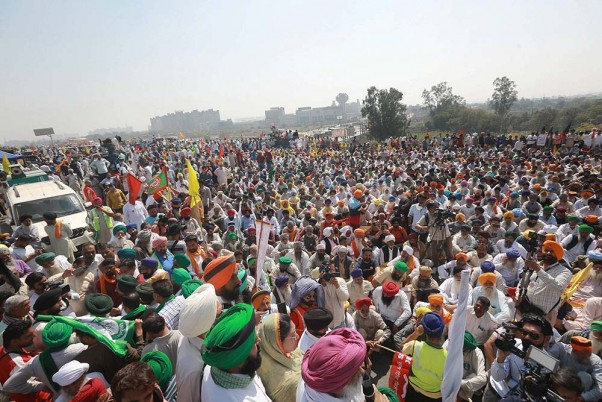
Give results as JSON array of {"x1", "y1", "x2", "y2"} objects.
[{"x1": 7, "y1": 180, "x2": 77, "y2": 204}]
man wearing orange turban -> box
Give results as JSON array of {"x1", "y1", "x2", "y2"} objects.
[{"x1": 521, "y1": 240, "x2": 572, "y2": 322}]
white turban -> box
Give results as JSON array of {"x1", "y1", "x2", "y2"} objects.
[
  {"x1": 316, "y1": 243, "x2": 326, "y2": 251},
  {"x1": 179, "y1": 283, "x2": 218, "y2": 338},
  {"x1": 52, "y1": 360, "x2": 89, "y2": 386},
  {"x1": 543, "y1": 224, "x2": 558, "y2": 234},
  {"x1": 323, "y1": 227, "x2": 333, "y2": 238},
  {"x1": 337, "y1": 246, "x2": 348, "y2": 254},
  {"x1": 403, "y1": 245, "x2": 414, "y2": 255},
  {"x1": 385, "y1": 235, "x2": 395, "y2": 243}
]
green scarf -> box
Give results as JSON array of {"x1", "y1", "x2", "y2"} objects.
[
  {"x1": 39, "y1": 351, "x2": 60, "y2": 393},
  {"x1": 122, "y1": 305, "x2": 147, "y2": 320},
  {"x1": 156, "y1": 294, "x2": 175, "y2": 313},
  {"x1": 210, "y1": 366, "x2": 254, "y2": 389}
]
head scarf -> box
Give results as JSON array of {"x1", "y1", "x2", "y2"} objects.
[
  {"x1": 116, "y1": 274, "x2": 138, "y2": 293},
  {"x1": 301, "y1": 328, "x2": 366, "y2": 393},
  {"x1": 415, "y1": 307, "x2": 432, "y2": 318},
  {"x1": 394, "y1": 261, "x2": 408, "y2": 273},
  {"x1": 591, "y1": 321, "x2": 602, "y2": 332},
  {"x1": 42, "y1": 320, "x2": 72, "y2": 352},
  {"x1": 478, "y1": 273, "x2": 497, "y2": 286},
  {"x1": 570, "y1": 336, "x2": 593, "y2": 352},
  {"x1": 542, "y1": 240, "x2": 563, "y2": 261},
  {"x1": 382, "y1": 281, "x2": 400, "y2": 297},
  {"x1": 303, "y1": 308, "x2": 333, "y2": 331},
  {"x1": 174, "y1": 254, "x2": 191, "y2": 269},
  {"x1": 257, "y1": 314, "x2": 303, "y2": 400},
  {"x1": 141, "y1": 351, "x2": 172, "y2": 389},
  {"x1": 152, "y1": 236, "x2": 168, "y2": 249},
  {"x1": 52, "y1": 360, "x2": 89, "y2": 387},
  {"x1": 288, "y1": 275, "x2": 324, "y2": 310},
  {"x1": 203, "y1": 254, "x2": 237, "y2": 290},
  {"x1": 464, "y1": 331, "x2": 477, "y2": 351},
  {"x1": 181, "y1": 279, "x2": 203, "y2": 298},
  {"x1": 428, "y1": 294, "x2": 444, "y2": 307},
  {"x1": 85, "y1": 293, "x2": 114, "y2": 316},
  {"x1": 422, "y1": 312, "x2": 445, "y2": 338},
  {"x1": 112, "y1": 224, "x2": 127, "y2": 236},
  {"x1": 355, "y1": 297, "x2": 372, "y2": 310},
  {"x1": 455, "y1": 252, "x2": 468, "y2": 262},
  {"x1": 579, "y1": 224, "x2": 594, "y2": 234},
  {"x1": 251, "y1": 290, "x2": 271, "y2": 310},
  {"x1": 171, "y1": 268, "x2": 192, "y2": 286},
  {"x1": 202, "y1": 303, "x2": 257, "y2": 370},
  {"x1": 117, "y1": 248, "x2": 137, "y2": 261}
]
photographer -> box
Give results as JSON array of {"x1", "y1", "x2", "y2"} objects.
[
  {"x1": 415, "y1": 202, "x2": 452, "y2": 266},
  {"x1": 518, "y1": 240, "x2": 572, "y2": 323},
  {"x1": 318, "y1": 265, "x2": 349, "y2": 329},
  {"x1": 485, "y1": 314, "x2": 554, "y2": 401}
]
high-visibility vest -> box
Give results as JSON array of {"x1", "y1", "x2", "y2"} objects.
[
  {"x1": 90, "y1": 208, "x2": 113, "y2": 232},
  {"x1": 409, "y1": 341, "x2": 447, "y2": 394}
]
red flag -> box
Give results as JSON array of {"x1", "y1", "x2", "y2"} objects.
[
  {"x1": 126, "y1": 173, "x2": 143, "y2": 205},
  {"x1": 218, "y1": 145, "x2": 224, "y2": 158},
  {"x1": 388, "y1": 352, "x2": 413, "y2": 402}
]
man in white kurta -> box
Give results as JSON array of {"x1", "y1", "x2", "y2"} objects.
[{"x1": 43, "y1": 214, "x2": 76, "y2": 262}]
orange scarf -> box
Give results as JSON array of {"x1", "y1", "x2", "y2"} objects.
[
  {"x1": 99, "y1": 270, "x2": 119, "y2": 294},
  {"x1": 406, "y1": 255, "x2": 415, "y2": 272},
  {"x1": 186, "y1": 247, "x2": 207, "y2": 277},
  {"x1": 54, "y1": 220, "x2": 62, "y2": 239}
]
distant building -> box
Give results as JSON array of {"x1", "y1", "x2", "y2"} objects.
[
  {"x1": 265, "y1": 107, "x2": 286, "y2": 125},
  {"x1": 150, "y1": 109, "x2": 221, "y2": 133},
  {"x1": 88, "y1": 126, "x2": 133, "y2": 136},
  {"x1": 295, "y1": 105, "x2": 340, "y2": 125}
]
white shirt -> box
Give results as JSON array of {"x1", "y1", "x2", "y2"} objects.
[
  {"x1": 201, "y1": 365, "x2": 272, "y2": 401},
  {"x1": 123, "y1": 201, "x2": 149, "y2": 230},
  {"x1": 298, "y1": 329, "x2": 322, "y2": 353},
  {"x1": 465, "y1": 306, "x2": 498, "y2": 345},
  {"x1": 372, "y1": 286, "x2": 411, "y2": 326},
  {"x1": 177, "y1": 336, "x2": 205, "y2": 402}
]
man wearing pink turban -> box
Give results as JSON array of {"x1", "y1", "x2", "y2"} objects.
[
  {"x1": 297, "y1": 328, "x2": 395, "y2": 401},
  {"x1": 151, "y1": 236, "x2": 175, "y2": 273}
]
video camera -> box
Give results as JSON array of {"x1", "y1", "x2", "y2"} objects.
[
  {"x1": 495, "y1": 323, "x2": 564, "y2": 402},
  {"x1": 433, "y1": 209, "x2": 454, "y2": 226},
  {"x1": 319, "y1": 264, "x2": 340, "y2": 282},
  {"x1": 44, "y1": 279, "x2": 70, "y2": 295}
]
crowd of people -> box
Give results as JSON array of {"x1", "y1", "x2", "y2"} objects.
[{"x1": 0, "y1": 128, "x2": 601, "y2": 402}]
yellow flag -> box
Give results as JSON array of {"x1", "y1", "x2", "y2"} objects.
[
  {"x1": 2, "y1": 154, "x2": 10, "y2": 173},
  {"x1": 179, "y1": 131, "x2": 185, "y2": 139},
  {"x1": 186, "y1": 159, "x2": 201, "y2": 208},
  {"x1": 562, "y1": 262, "x2": 593, "y2": 307}
]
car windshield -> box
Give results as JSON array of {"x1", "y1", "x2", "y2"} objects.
[{"x1": 15, "y1": 194, "x2": 84, "y2": 223}]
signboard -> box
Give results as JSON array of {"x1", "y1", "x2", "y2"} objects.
[{"x1": 33, "y1": 128, "x2": 55, "y2": 137}]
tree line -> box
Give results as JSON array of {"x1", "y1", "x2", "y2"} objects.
[{"x1": 361, "y1": 78, "x2": 602, "y2": 140}]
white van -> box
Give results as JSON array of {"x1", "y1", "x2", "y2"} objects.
[{"x1": 5, "y1": 180, "x2": 93, "y2": 248}]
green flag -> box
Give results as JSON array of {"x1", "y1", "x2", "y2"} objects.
[{"x1": 147, "y1": 167, "x2": 168, "y2": 195}]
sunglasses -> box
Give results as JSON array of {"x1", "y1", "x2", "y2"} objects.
[{"x1": 521, "y1": 329, "x2": 541, "y2": 341}]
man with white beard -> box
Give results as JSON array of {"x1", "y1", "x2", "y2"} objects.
[
  {"x1": 297, "y1": 327, "x2": 394, "y2": 401},
  {"x1": 492, "y1": 248, "x2": 524, "y2": 287},
  {"x1": 472, "y1": 272, "x2": 512, "y2": 324},
  {"x1": 439, "y1": 265, "x2": 473, "y2": 312}
]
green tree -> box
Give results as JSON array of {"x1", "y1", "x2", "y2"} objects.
[
  {"x1": 422, "y1": 82, "x2": 465, "y2": 130},
  {"x1": 361, "y1": 86, "x2": 410, "y2": 140},
  {"x1": 490, "y1": 76, "x2": 518, "y2": 133}
]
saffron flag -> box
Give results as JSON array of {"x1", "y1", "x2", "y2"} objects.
[
  {"x1": 2, "y1": 154, "x2": 10, "y2": 173},
  {"x1": 186, "y1": 159, "x2": 201, "y2": 208},
  {"x1": 147, "y1": 167, "x2": 168, "y2": 195},
  {"x1": 179, "y1": 131, "x2": 185, "y2": 139},
  {"x1": 563, "y1": 262, "x2": 593, "y2": 308},
  {"x1": 126, "y1": 173, "x2": 143, "y2": 205}
]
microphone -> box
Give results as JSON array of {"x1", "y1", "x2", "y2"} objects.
[{"x1": 362, "y1": 372, "x2": 375, "y2": 402}]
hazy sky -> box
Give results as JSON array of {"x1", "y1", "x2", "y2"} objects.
[{"x1": 1, "y1": 1, "x2": 601, "y2": 138}]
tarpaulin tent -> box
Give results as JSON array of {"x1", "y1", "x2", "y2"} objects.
[{"x1": 0, "y1": 150, "x2": 22, "y2": 160}]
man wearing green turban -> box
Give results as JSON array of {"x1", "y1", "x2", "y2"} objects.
[
  {"x1": 562, "y1": 224, "x2": 597, "y2": 263},
  {"x1": 458, "y1": 331, "x2": 487, "y2": 401},
  {"x1": 3, "y1": 319, "x2": 87, "y2": 397},
  {"x1": 141, "y1": 350, "x2": 175, "y2": 397},
  {"x1": 201, "y1": 303, "x2": 268, "y2": 400}
]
